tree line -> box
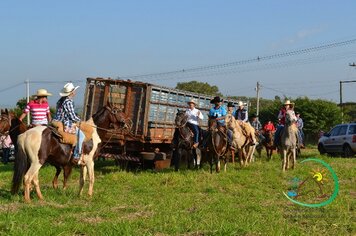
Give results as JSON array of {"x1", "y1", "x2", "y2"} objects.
[{"x1": 177, "y1": 80, "x2": 355, "y2": 144}]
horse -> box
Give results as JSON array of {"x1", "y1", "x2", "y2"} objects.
[
  {"x1": 11, "y1": 104, "x2": 128, "y2": 202},
  {"x1": 263, "y1": 130, "x2": 275, "y2": 160},
  {"x1": 206, "y1": 116, "x2": 228, "y2": 173},
  {"x1": 173, "y1": 109, "x2": 202, "y2": 171},
  {"x1": 0, "y1": 109, "x2": 27, "y2": 152},
  {"x1": 279, "y1": 110, "x2": 298, "y2": 172},
  {"x1": 225, "y1": 114, "x2": 256, "y2": 167}
]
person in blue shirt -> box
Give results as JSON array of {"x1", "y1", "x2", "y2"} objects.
[
  {"x1": 209, "y1": 96, "x2": 227, "y2": 125},
  {"x1": 208, "y1": 96, "x2": 233, "y2": 147}
]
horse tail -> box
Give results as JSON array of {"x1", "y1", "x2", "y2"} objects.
[{"x1": 11, "y1": 134, "x2": 29, "y2": 195}]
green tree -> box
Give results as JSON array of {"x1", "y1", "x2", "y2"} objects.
[{"x1": 176, "y1": 81, "x2": 222, "y2": 96}]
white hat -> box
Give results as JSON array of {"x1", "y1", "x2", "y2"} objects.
[
  {"x1": 59, "y1": 82, "x2": 80, "y2": 97},
  {"x1": 34, "y1": 89, "x2": 52, "y2": 97},
  {"x1": 238, "y1": 101, "x2": 244, "y2": 107},
  {"x1": 187, "y1": 99, "x2": 197, "y2": 105}
]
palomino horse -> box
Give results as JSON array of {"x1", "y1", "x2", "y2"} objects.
[
  {"x1": 11, "y1": 105, "x2": 127, "y2": 202},
  {"x1": 225, "y1": 114, "x2": 256, "y2": 167},
  {"x1": 279, "y1": 110, "x2": 298, "y2": 172},
  {"x1": 173, "y1": 109, "x2": 202, "y2": 171},
  {"x1": 206, "y1": 117, "x2": 228, "y2": 173}
]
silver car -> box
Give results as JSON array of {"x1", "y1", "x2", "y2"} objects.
[{"x1": 318, "y1": 123, "x2": 356, "y2": 157}]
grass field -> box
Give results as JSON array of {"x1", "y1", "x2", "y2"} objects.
[{"x1": 0, "y1": 148, "x2": 355, "y2": 236}]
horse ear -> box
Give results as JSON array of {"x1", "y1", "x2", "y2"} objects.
[
  {"x1": 177, "y1": 109, "x2": 180, "y2": 113},
  {"x1": 5, "y1": 109, "x2": 8, "y2": 114}
]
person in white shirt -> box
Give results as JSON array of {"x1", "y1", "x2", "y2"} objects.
[{"x1": 186, "y1": 99, "x2": 204, "y2": 148}]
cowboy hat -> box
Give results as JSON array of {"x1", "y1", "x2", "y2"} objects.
[
  {"x1": 284, "y1": 100, "x2": 294, "y2": 106},
  {"x1": 34, "y1": 89, "x2": 52, "y2": 97},
  {"x1": 210, "y1": 96, "x2": 223, "y2": 104},
  {"x1": 187, "y1": 99, "x2": 197, "y2": 105},
  {"x1": 227, "y1": 102, "x2": 235, "y2": 107},
  {"x1": 59, "y1": 82, "x2": 80, "y2": 97},
  {"x1": 238, "y1": 101, "x2": 244, "y2": 107}
]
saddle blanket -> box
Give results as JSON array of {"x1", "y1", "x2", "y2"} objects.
[{"x1": 51, "y1": 121, "x2": 94, "y2": 145}]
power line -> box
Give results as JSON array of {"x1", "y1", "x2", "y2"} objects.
[
  {"x1": 121, "y1": 38, "x2": 356, "y2": 80},
  {"x1": 0, "y1": 82, "x2": 24, "y2": 93}
]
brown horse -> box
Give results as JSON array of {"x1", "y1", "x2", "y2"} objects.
[
  {"x1": 173, "y1": 109, "x2": 202, "y2": 171},
  {"x1": 206, "y1": 117, "x2": 228, "y2": 173},
  {"x1": 11, "y1": 104, "x2": 127, "y2": 202},
  {"x1": 263, "y1": 130, "x2": 275, "y2": 160},
  {"x1": 0, "y1": 109, "x2": 27, "y2": 151}
]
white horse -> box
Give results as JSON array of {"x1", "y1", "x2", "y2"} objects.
[{"x1": 280, "y1": 110, "x2": 298, "y2": 171}]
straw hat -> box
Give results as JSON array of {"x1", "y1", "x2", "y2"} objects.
[
  {"x1": 284, "y1": 100, "x2": 294, "y2": 106},
  {"x1": 238, "y1": 101, "x2": 244, "y2": 107},
  {"x1": 59, "y1": 82, "x2": 80, "y2": 97},
  {"x1": 34, "y1": 89, "x2": 52, "y2": 97},
  {"x1": 187, "y1": 99, "x2": 197, "y2": 105}
]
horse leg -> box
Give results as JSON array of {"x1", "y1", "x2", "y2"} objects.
[
  {"x1": 52, "y1": 166, "x2": 61, "y2": 189},
  {"x1": 282, "y1": 150, "x2": 287, "y2": 172},
  {"x1": 63, "y1": 165, "x2": 73, "y2": 190},
  {"x1": 292, "y1": 148, "x2": 296, "y2": 170},
  {"x1": 209, "y1": 153, "x2": 213, "y2": 174},
  {"x1": 32, "y1": 172, "x2": 44, "y2": 201},
  {"x1": 87, "y1": 160, "x2": 95, "y2": 196},
  {"x1": 216, "y1": 157, "x2": 220, "y2": 173},
  {"x1": 224, "y1": 157, "x2": 227, "y2": 172},
  {"x1": 175, "y1": 149, "x2": 182, "y2": 171},
  {"x1": 195, "y1": 148, "x2": 201, "y2": 168},
  {"x1": 231, "y1": 149, "x2": 235, "y2": 164},
  {"x1": 23, "y1": 163, "x2": 42, "y2": 202},
  {"x1": 79, "y1": 164, "x2": 87, "y2": 196}
]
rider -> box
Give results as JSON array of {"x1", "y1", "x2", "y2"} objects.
[
  {"x1": 19, "y1": 89, "x2": 52, "y2": 126},
  {"x1": 53, "y1": 82, "x2": 85, "y2": 165},
  {"x1": 295, "y1": 112, "x2": 305, "y2": 148},
  {"x1": 250, "y1": 114, "x2": 263, "y2": 144},
  {"x1": 274, "y1": 100, "x2": 294, "y2": 146},
  {"x1": 235, "y1": 101, "x2": 256, "y2": 145},
  {"x1": 208, "y1": 96, "x2": 234, "y2": 148},
  {"x1": 186, "y1": 99, "x2": 204, "y2": 149},
  {"x1": 227, "y1": 102, "x2": 236, "y2": 116},
  {"x1": 263, "y1": 119, "x2": 276, "y2": 133}
]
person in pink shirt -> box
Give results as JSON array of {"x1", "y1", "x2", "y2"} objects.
[
  {"x1": 0, "y1": 133, "x2": 12, "y2": 164},
  {"x1": 19, "y1": 89, "x2": 52, "y2": 126}
]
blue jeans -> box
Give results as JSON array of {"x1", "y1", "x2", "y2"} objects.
[
  {"x1": 187, "y1": 123, "x2": 199, "y2": 144},
  {"x1": 2, "y1": 148, "x2": 10, "y2": 164},
  {"x1": 73, "y1": 129, "x2": 85, "y2": 158}
]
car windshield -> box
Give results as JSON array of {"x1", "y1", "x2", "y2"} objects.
[{"x1": 329, "y1": 126, "x2": 341, "y2": 136}]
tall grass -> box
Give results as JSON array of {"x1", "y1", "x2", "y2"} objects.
[{"x1": 0, "y1": 148, "x2": 354, "y2": 235}]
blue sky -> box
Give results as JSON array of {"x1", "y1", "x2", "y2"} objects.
[{"x1": 1, "y1": 1, "x2": 356, "y2": 107}]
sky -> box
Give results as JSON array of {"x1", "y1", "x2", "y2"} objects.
[{"x1": 1, "y1": 0, "x2": 356, "y2": 108}]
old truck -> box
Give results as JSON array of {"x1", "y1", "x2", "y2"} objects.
[{"x1": 82, "y1": 77, "x2": 241, "y2": 168}]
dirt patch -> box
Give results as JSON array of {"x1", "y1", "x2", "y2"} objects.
[{"x1": 0, "y1": 203, "x2": 22, "y2": 213}]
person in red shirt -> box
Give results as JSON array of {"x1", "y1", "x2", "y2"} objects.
[
  {"x1": 263, "y1": 120, "x2": 276, "y2": 133},
  {"x1": 19, "y1": 89, "x2": 52, "y2": 126}
]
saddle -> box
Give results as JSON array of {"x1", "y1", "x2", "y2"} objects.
[{"x1": 51, "y1": 121, "x2": 94, "y2": 145}]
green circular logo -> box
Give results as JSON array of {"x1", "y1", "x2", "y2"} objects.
[{"x1": 283, "y1": 158, "x2": 339, "y2": 208}]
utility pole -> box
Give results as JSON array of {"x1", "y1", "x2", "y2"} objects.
[
  {"x1": 255, "y1": 81, "x2": 261, "y2": 119},
  {"x1": 340, "y1": 63, "x2": 356, "y2": 123},
  {"x1": 25, "y1": 79, "x2": 30, "y2": 126}
]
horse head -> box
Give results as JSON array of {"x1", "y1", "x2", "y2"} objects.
[
  {"x1": 285, "y1": 110, "x2": 297, "y2": 126},
  {"x1": 224, "y1": 114, "x2": 236, "y2": 129},
  {"x1": 175, "y1": 109, "x2": 188, "y2": 127},
  {"x1": 0, "y1": 109, "x2": 12, "y2": 134},
  {"x1": 103, "y1": 104, "x2": 128, "y2": 130},
  {"x1": 208, "y1": 115, "x2": 218, "y2": 132}
]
